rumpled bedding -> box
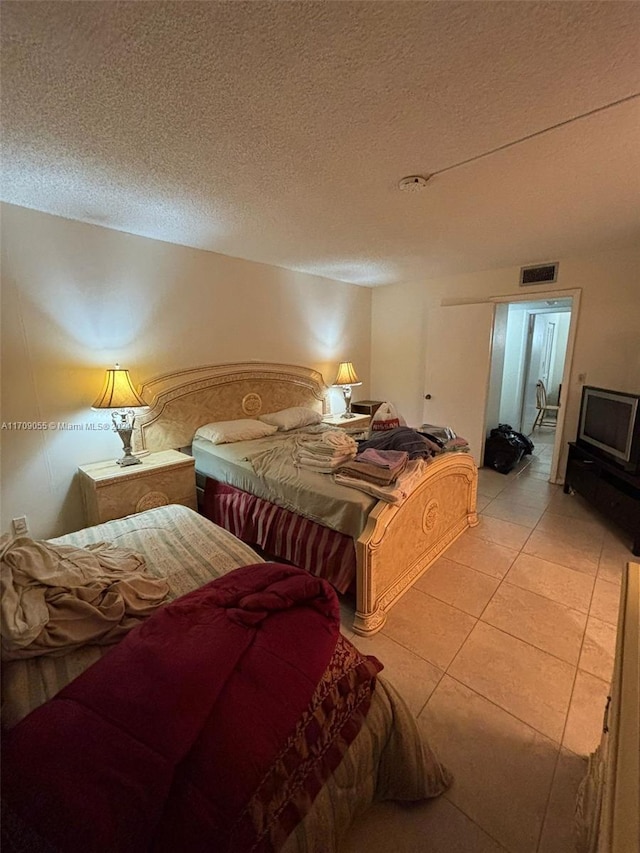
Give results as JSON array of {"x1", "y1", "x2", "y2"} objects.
[
  {"x1": 419, "y1": 424, "x2": 470, "y2": 453},
  {"x1": 1, "y1": 562, "x2": 382, "y2": 853},
  {"x1": 193, "y1": 427, "x2": 376, "y2": 538},
  {"x1": 419, "y1": 424, "x2": 458, "y2": 445},
  {"x1": 356, "y1": 426, "x2": 441, "y2": 459},
  {"x1": 253, "y1": 427, "x2": 358, "y2": 473},
  {"x1": 0, "y1": 535, "x2": 169, "y2": 660}
]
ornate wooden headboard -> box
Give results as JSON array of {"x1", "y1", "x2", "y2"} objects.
[{"x1": 133, "y1": 362, "x2": 328, "y2": 452}]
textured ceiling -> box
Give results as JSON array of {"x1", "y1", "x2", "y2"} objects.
[{"x1": 2, "y1": 1, "x2": 639, "y2": 286}]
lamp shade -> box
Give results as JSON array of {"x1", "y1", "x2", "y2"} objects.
[
  {"x1": 334, "y1": 361, "x2": 362, "y2": 387},
  {"x1": 92, "y1": 364, "x2": 148, "y2": 409}
]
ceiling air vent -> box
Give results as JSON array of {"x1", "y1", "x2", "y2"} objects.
[{"x1": 519, "y1": 262, "x2": 559, "y2": 286}]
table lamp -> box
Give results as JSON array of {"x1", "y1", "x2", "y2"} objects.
[
  {"x1": 333, "y1": 361, "x2": 362, "y2": 419},
  {"x1": 92, "y1": 364, "x2": 148, "y2": 465}
]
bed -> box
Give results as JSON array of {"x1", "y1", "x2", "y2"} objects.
[
  {"x1": 1, "y1": 505, "x2": 451, "y2": 853},
  {"x1": 132, "y1": 362, "x2": 479, "y2": 636}
]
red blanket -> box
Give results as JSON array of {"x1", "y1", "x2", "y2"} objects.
[{"x1": 2, "y1": 563, "x2": 381, "y2": 852}]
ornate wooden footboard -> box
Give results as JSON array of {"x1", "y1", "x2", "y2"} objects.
[{"x1": 354, "y1": 453, "x2": 478, "y2": 635}]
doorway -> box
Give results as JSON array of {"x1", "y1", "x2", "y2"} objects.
[
  {"x1": 500, "y1": 301, "x2": 572, "y2": 435},
  {"x1": 422, "y1": 289, "x2": 579, "y2": 483},
  {"x1": 489, "y1": 294, "x2": 575, "y2": 482}
]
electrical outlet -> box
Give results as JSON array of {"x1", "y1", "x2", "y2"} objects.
[{"x1": 12, "y1": 516, "x2": 29, "y2": 536}]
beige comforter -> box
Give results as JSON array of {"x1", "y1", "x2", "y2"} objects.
[{"x1": 0, "y1": 535, "x2": 169, "y2": 660}]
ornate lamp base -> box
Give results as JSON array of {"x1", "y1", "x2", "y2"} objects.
[
  {"x1": 112, "y1": 412, "x2": 142, "y2": 466},
  {"x1": 340, "y1": 385, "x2": 357, "y2": 418}
]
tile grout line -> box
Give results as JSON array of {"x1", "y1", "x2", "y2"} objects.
[
  {"x1": 533, "y1": 526, "x2": 610, "y2": 852},
  {"x1": 347, "y1": 455, "x2": 622, "y2": 852},
  {"x1": 553, "y1": 533, "x2": 608, "y2": 746},
  {"x1": 479, "y1": 450, "x2": 621, "y2": 843},
  {"x1": 439, "y1": 791, "x2": 513, "y2": 853},
  {"x1": 439, "y1": 673, "x2": 565, "y2": 750},
  {"x1": 425, "y1": 501, "x2": 573, "y2": 743},
  {"x1": 478, "y1": 584, "x2": 591, "y2": 667},
  {"x1": 531, "y1": 498, "x2": 591, "y2": 842},
  {"x1": 435, "y1": 671, "x2": 563, "y2": 853},
  {"x1": 448, "y1": 499, "x2": 599, "y2": 670},
  {"x1": 533, "y1": 745, "x2": 564, "y2": 853},
  {"x1": 454, "y1": 489, "x2": 595, "y2": 851}
]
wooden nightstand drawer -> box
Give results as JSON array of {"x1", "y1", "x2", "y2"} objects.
[{"x1": 78, "y1": 449, "x2": 197, "y2": 525}]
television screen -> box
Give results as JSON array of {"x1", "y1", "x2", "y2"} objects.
[{"x1": 583, "y1": 394, "x2": 633, "y2": 456}]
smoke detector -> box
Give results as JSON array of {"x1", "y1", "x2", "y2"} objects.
[{"x1": 398, "y1": 175, "x2": 431, "y2": 191}]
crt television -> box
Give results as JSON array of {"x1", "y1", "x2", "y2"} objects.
[{"x1": 577, "y1": 386, "x2": 640, "y2": 473}]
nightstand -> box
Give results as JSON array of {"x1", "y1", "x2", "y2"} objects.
[
  {"x1": 322, "y1": 413, "x2": 371, "y2": 431},
  {"x1": 78, "y1": 449, "x2": 197, "y2": 525}
]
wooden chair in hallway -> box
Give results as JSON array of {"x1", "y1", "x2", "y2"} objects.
[{"x1": 532, "y1": 380, "x2": 560, "y2": 429}]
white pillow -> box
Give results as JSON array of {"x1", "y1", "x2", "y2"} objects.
[
  {"x1": 194, "y1": 419, "x2": 278, "y2": 445},
  {"x1": 258, "y1": 406, "x2": 323, "y2": 431}
]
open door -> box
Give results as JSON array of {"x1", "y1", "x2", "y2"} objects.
[{"x1": 423, "y1": 303, "x2": 495, "y2": 465}]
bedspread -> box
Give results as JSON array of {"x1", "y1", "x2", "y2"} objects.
[{"x1": 2, "y1": 562, "x2": 382, "y2": 853}]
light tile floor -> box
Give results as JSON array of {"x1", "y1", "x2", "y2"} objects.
[{"x1": 339, "y1": 428, "x2": 633, "y2": 853}]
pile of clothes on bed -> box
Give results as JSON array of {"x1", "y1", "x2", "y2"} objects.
[
  {"x1": 332, "y1": 425, "x2": 470, "y2": 503},
  {"x1": 331, "y1": 427, "x2": 437, "y2": 503},
  {"x1": 419, "y1": 423, "x2": 471, "y2": 454},
  {"x1": 293, "y1": 428, "x2": 358, "y2": 472}
]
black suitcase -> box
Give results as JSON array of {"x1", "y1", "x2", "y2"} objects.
[{"x1": 484, "y1": 424, "x2": 534, "y2": 474}]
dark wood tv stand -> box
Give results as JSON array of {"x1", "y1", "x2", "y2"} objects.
[{"x1": 564, "y1": 443, "x2": 640, "y2": 556}]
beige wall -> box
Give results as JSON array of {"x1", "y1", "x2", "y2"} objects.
[
  {"x1": 371, "y1": 245, "x2": 640, "y2": 468},
  {"x1": 3, "y1": 202, "x2": 637, "y2": 539},
  {"x1": 1, "y1": 204, "x2": 371, "y2": 538}
]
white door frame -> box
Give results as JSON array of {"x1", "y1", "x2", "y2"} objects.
[{"x1": 490, "y1": 288, "x2": 582, "y2": 483}]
